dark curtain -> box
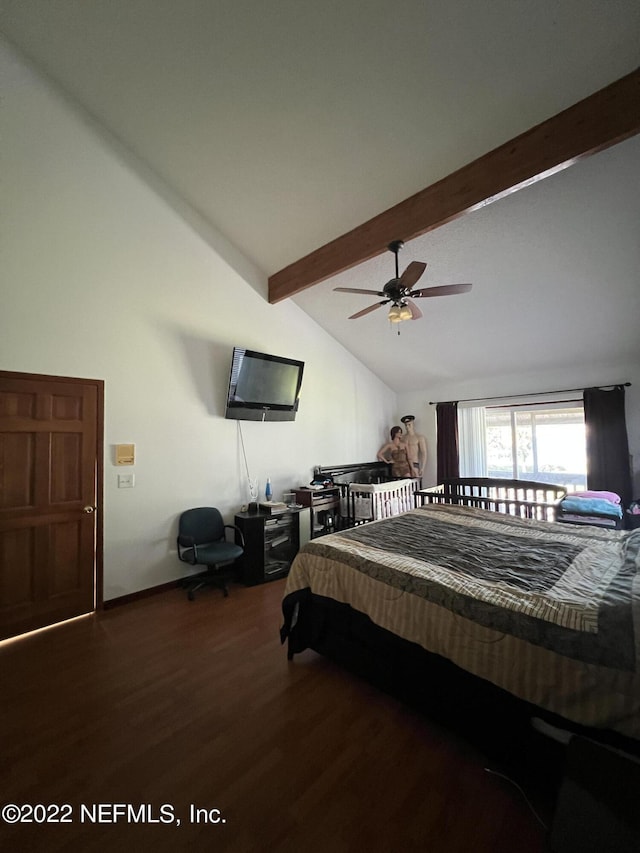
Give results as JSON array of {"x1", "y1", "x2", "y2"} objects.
[
  {"x1": 583, "y1": 386, "x2": 632, "y2": 506},
  {"x1": 436, "y1": 402, "x2": 459, "y2": 483}
]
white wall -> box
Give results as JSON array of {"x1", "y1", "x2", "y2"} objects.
[
  {"x1": 397, "y1": 362, "x2": 640, "y2": 494},
  {"x1": 0, "y1": 41, "x2": 396, "y2": 600}
]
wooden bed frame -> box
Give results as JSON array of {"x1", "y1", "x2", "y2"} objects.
[{"x1": 416, "y1": 477, "x2": 567, "y2": 521}]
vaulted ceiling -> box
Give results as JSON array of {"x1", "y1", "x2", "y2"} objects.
[{"x1": 2, "y1": 0, "x2": 639, "y2": 389}]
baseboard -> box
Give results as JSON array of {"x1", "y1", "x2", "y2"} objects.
[{"x1": 103, "y1": 579, "x2": 181, "y2": 609}]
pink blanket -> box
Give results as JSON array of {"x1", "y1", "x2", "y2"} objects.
[{"x1": 571, "y1": 490, "x2": 620, "y2": 504}]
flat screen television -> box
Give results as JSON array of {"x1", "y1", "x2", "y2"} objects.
[{"x1": 224, "y1": 347, "x2": 305, "y2": 422}]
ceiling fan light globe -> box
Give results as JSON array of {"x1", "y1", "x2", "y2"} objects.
[
  {"x1": 399, "y1": 304, "x2": 413, "y2": 321},
  {"x1": 388, "y1": 305, "x2": 403, "y2": 323}
]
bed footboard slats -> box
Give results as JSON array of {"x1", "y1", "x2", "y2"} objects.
[{"x1": 417, "y1": 478, "x2": 566, "y2": 522}]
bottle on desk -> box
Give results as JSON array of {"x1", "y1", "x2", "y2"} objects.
[{"x1": 265, "y1": 478, "x2": 272, "y2": 502}]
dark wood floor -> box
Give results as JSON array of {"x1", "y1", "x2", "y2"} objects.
[{"x1": 0, "y1": 579, "x2": 554, "y2": 852}]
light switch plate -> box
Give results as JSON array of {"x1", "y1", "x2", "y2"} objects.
[{"x1": 118, "y1": 473, "x2": 135, "y2": 489}]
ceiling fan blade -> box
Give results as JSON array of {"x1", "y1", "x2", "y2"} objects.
[
  {"x1": 334, "y1": 286, "x2": 386, "y2": 296},
  {"x1": 411, "y1": 283, "x2": 473, "y2": 298},
  {"x1": 406, "y1": 299, "x2": 423, "y2": 320},
  {"x1": 348, "y1": 301, "x2": 386, "y2": 319},
  {"x1": 398, "y1": 261, "x2": 427, "y2": 291}
]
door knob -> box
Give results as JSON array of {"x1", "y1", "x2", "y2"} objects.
[{"x1": 83, "y1": 505, "x2": 96, "y2": 514}]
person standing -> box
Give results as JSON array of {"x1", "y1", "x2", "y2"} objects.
[
  {"x1": 377, "y1": 426, "x2": 412, "y2": 478},
  {"x1": 400, "y1": 415, "x2": 427, "y2": 479}
]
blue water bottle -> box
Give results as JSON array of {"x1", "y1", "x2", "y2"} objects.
[{"x1": 265, "y1": 478, "x2": 272, "y2": 502}]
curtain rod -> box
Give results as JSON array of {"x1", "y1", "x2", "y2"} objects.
[{"x1": 428, "y1": 382, "x2": 631, "y2": 406}]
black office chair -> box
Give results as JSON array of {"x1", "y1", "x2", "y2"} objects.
[{"x1": 177, "y1": 507, "x2": 244, "y2": 599}]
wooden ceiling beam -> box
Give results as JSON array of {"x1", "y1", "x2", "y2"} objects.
[{"x1": 268, "y1": 67, "x2": 640, "y2": 303}]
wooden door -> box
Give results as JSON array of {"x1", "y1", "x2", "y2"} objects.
[{"x1": 0, "y1": 372, "x2": 103, "y2": 641}]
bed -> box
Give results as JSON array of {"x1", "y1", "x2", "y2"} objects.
[{"x1": 281, "y1": 501, "x2": 640, "y2": 751}]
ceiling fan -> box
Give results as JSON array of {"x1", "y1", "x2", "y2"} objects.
[{"x1": 334, "y1": 240, "x2": 472, "y2": 324}]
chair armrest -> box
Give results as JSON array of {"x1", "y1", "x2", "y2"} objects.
[
  {"x1": 177, "y1": 534, "x2": 198, "y2": 564},
  {"x1": 224, "y1": 524, "x2": 245, "y2": 548}
]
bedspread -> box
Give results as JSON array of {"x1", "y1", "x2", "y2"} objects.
[{"x1": 283, "y1": 504, "x2": 640, "y2": 739}]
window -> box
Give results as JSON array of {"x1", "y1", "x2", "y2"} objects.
[
  {"x1": 459, "y1": 403, "x2": 587, "y2": 492},
  {"x1": 486, "y1": 405, "x2": 586, "y2": 490}
]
